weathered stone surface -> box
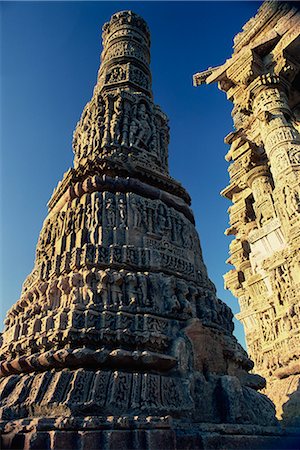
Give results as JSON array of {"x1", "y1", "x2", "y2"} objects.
[
  {"x1": 0, "y1": 5, "x2": 299, "y2": 450},
  {"x1": 194, "y1": 0, "x2": 300, "y2": 425}
]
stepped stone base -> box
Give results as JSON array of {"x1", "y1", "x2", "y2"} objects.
[{"x1": 0, "y1": 418, "x2": 300, "y2": 450}]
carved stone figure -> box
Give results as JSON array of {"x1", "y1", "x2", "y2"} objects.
[
  {"x1": 105, "y1": 197, "x2": 116, "y2": 227},
  {"x1": 130, "y1": 196, "x2": 141, "y2": 228},
  {"x1": 110, "y1": 97, "x2": 123, "y2": 145},
  {"x1": 283, "y1": 185, "x2": 300, "y2": 218},
  {"x1": 118, "y1": 198, "x2": 126, "y2": 228},
  {"x1": 129, "y1": 102, "x2": 152, "y2": 147}
]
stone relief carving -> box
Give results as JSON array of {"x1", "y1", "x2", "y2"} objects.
[
  {"x1": 283, "y1": 185, "x2": 300, "y2": 218},
  {"x1": 194, "y1": 0, "x2": 300, "y2": 425}
]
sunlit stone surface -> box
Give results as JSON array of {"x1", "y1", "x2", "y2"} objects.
[{"x1": 194, "y1": 0, "x2": 300, "y2": 427}]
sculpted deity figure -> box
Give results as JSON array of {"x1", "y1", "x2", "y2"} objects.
[
  {"x1": 125, "y1": 272, "x2": 138, "y2": 308},
  {"x1": 110, "y1": 97, "x2": 123, "y2": 145},
  {"x1": 47, "y1": 280, "x2": 60, "y2": 310},
  {"x1": 130, "y1": 197, "x2": 141, "y2": 228},
  {"x1": 254, "y1": 176, "x2": 272, "y2": 196},
  {"x1": 257, "y1": 201, "x2": 274, "y2": 227},
  {"x1": 85, "y1": 200, "x2": 92, "y2": 229},
  {"x1": 109, "y1": 272, "x2": 123, "y2": 308},
  {"x1": 176, "y1": 280, "x2": 192, "y2": 314},
  {"x1": 162, "y1": 277, "x2": 180, "y2": 314},
  {"x1": 75, "y1": 203, "x2": 84, "y2": 231},
  {"x1": 108, "y1": 66, "x2": 126, "y2": 83},
  {"x1": 140, "y1": 200, "x2": 149, "y2": 229},
  {"x1": 129, "y1": 102, "x2": 152, "y2": 147},
  {"x1": 182, "y1": 222, "x2": 192, "y2": 248},
  {"x1": 65, "y1": 209, "x2": 75, "y2": 236},
  {"x1": 83, "y1": 270, "x2": 99, "y2": 306},
  {"x1": 57, "y1": 211, "x2": 66, "y2": 237},
  {"x1": 58, "y1": 277, "x2": 71, "y2": 307},
  {"x1": 261, "y1": 312, "x2": 275, "y2": 343},
  {"x1": 159, "y1": 121, "x2": 169, "y2": 167},
  {"x1": 156, "y1": 204, "x2": 167, "y2": 234},
  {"x1": 283, "y1": 185, "x2": 300, "y2": 218},
  {"x1": 129, "y1": 112, "x2": 139, "y2": 147},
  {"x1": 92, "y1": 194, "x2": 102, "y2": 244},
  {"x1": 118, "y1": 198, "x2": 127, "y2": 228},
  {"x1": 98, "y1": 271, "x2": 109, "y2": 308},
  {"x1": 81, "y1": 113, "x2": 92, "y2": 158},
  {"x1": 106, "y1": 198, "x2": 116, "y2": 227},
  {"x1": 70, "y1": 273, "x2": 84, "y2": 306},
  {"x1": 137, "y1": 273, "x2": 150, "y2": 307},
  {"x1": 91, "y1": 99, "x2": 105, "y2": 152}
]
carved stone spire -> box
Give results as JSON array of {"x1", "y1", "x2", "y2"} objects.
[
  {"x1": 71, "y1": 10, "x2": 172, "y2": 188},
  {"x1": 0, "y1": 10, "x2": 288, "y2": 450},
  {"x1": 98, "y1": 11, "x2": 152, "y2": 97}
]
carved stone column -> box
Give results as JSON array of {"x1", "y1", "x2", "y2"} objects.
[
  {"x1": 194, "y1": 0, "x2": 300, "y2": 426},
  {"x1": 252, "y1": 83, "x2": 300, "y2": 240}
]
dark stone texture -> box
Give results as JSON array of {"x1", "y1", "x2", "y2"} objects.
[
  {"x1": 200, "y1": 434, "x2": 300, "y2": 450},
  {"x1": 52, "y1": 431, "x2": 80, "y2": 450},
  {"x1": 8, "y1": 433, "x2": 26, "y2": 450},
  {"x1": 80, "y1": 431, "x2": 105, "y2": 450},
  {"x1": 175, "y1": 432, "x2": 204, "y2": 450},
  {"x1": 1, "y1": 427, "x2": 300, "y2": 450},
  {"x1": 24, "y1": 432, "x2": 51, "y2": 450},
  {"x1": 132, "y1": 430, "x2": 148, "y2": 450},
  {"x1": 105, "y1": 431, "x2": 134, "y2": 450},
  {"x1": 146, "y1": 429, "x2": 176, "y2": 450}
]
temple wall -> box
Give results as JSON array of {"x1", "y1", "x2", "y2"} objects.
[{"x1": 194, "y1": 1, "x2": 300, "y2": 425}]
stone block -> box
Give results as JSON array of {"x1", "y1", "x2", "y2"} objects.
[
  {"x1": 24, "y1": 432, "x2": 51, "y2": 450},
  {"x1": 52, "y1": 431, "x2": 80, "y2": 450},
  {"x1": 175, "y1": 432, "x2": 203, "y2": 450},
  {"x1": 132, "y1": 430, "x2": 147, "y2": 450},
  {"x1": 6, "y1": 433, "x2": 26, "y2": 450},
  {"x1": 81, "y1": 431, "x2": 104, "y2": 450},
  {"x1": 200, "y1": 434, "x2": 300, "y2": 450},
  {"x1": 146, "y1": 429, "x2": 176, "y2": 450},
  {"x1": 105, "y1": 431, "x2": 134, "y2": 450}
]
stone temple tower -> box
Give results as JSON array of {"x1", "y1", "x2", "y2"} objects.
[{"x1": 0, "y1": 10, "x2": 298, "y2": 450}]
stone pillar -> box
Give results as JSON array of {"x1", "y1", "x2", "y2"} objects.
[
  {"x1": 194, "y1": 0, "x2": 300, "y2": 425},
  {"x1": 252, "y1": 84, "x2": 300, "y2": 240}
]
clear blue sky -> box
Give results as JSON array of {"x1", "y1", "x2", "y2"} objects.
[{"x1": 1, "y1": 1, "x2": 262, "y2": 349}]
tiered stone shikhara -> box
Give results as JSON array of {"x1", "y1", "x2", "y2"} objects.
[
  {"x1": 0, "y1": 9, "x2": 298, "y2": 450},
  {"x1": 194, "y1": 1, "x2": 300, "y2": 426}
]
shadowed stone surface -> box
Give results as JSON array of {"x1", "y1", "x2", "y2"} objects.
[{"x1": 0, "y1": 6, "x2": 299, "y2": 450}]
